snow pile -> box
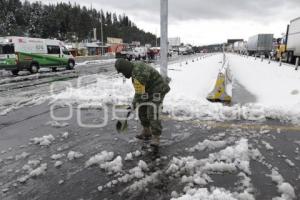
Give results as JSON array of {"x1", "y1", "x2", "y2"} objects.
[
  {"x1": 285, "y1": 159, "x2": 295, "y2": 167},
  {"x1": 76, "y1": 58, "x2": 116, "y2": 66},
  {"x1": 51, "y1": 154, "x2": 65, "y2": 160},
  {"x1": 262, "y1": 141, "x2": 274, "y2": 150},
  {"x1": 29, "y1": 163, "x2": 47, "y2": 177},
  {"x1": 46, "y1": 121, "x2": 69, "y2": 128},
  {"x1": 171, "y1": 187, "x2": 238, "y2": 200},
  {"x1": 97, "y1": 159, "x2": 152, "y2": 193},
  {"x1": 99, "y1": 156, "x2": 123, "y2": 174},
  {"x1": 30, "y1": 135, "x2": 55, "y2": 146},
  {"x1": 124, "y1": 152, "x2": 133, "y2": 161},
  {"x1": 229, "y1": 54, "x2": 300, "y2": 123},
  {"x1": 50, "y1": 53, "x2": 300, "y2": 123},
  {"x1": 167, "y1": 138, "x2": 255, "y2": 200},
  {"x1": 187, "y1": 139, "x2": 227, "y2": 152},
  {"x1": 15, "y1": 152, "x2": 30, "y2": 160},
  {"x1": 54, "y1": 161, "x2": 63, "y2": 168},
  {"x1": 61, "y1": 132, "x2": 69, "y2": 139},
  {"x1": 18, "y1": 161, "x2": 47, "y2": 183},
  {"x1": 268, "y1": 169, "x2": 296, "y2": 200},
  {"x1": 67, "y1": 151, "x2": 83, "y2": 160},
  {"x1": 85, "y1": 151, "x2": 114, "y2": 167},
  {"x1": 121, "y1": 171, "x2": 161, "y2": 194}
]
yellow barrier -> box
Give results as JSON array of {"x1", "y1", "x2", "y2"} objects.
[{"x1": 206, "y1": 72, "x2": 232, "y2": 103}]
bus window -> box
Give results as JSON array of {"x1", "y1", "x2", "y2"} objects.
[
  {"x1": 0, "y1": 44, "x2": 15, "y2": 54},
  {"x1": 47, "y1": 45, "x2": 60, "y2": 54}
]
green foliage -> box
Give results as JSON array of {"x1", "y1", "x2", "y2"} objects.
[{"x1": 0, "y1": 0, "x2": 157, "y2": 46}]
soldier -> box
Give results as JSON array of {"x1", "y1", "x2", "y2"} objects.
[{"x1": 115, "y1": 58, "x2": 170, "y2": 147}]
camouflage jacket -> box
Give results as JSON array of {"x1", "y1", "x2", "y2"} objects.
[{"x1": 131, "y1": 62, "x2": 170, "y2": 107}]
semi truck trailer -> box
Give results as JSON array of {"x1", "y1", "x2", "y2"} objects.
[
  {"x1": 247, "y1": 34, "x2": 274, "y2": 57},
  {"x1": 276, "y1": 17, "x2": 300, "y2": 64},
  {"x1": 286, "y1": 17, "x2": 300, "y2": 64}
]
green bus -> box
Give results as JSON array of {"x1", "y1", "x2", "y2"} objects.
[{"x1": 0, "y1": 37, "x2": 75, "y2": 75}]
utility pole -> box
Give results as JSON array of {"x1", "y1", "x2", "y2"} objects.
[
  {"x1": 160, "y1": 0, "x2": 168, "y2": 77},
  {"x1": 100, "y1": 18, "x2": 104, "y2": 56}
]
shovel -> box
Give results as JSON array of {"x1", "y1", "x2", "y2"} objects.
[{"x1": 116, "y1": 110, "x2": 131, "y2": 133}]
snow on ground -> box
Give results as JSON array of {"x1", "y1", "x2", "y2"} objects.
[
  {"x1": 229, "y1": 54, "x2": 300, "y2": 123},
  {"x1": 50, "y1": 53, "x2": 300, "y2": 123},
  {"x1": 268, "y1": 169, "x2": 296, "y2": 200},
  {"x1": 75, "y1": 59, "x2": 116, "y2": 66}
]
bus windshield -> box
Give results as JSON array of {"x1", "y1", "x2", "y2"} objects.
[{"x1": 0, "y1": 44, "x2": 15, "y2": 54}]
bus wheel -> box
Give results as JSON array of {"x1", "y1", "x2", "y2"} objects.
[
  {"x1": 66, "y1": 60, "x2": 75, "y2": 70},
  {"x1": 29, "y1": 63, "x2": 39, "y2": 74},
  {"x1": 11, "y1": 69, "x2": 19, "y2": 76}
]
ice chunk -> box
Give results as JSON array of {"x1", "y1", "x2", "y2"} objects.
[
  {"x1": 262, "y1": 141, "x2": 274, "y2": 150},
  {"x1": 85, "y1": 151, "x2": 114, "y2": 167},
  {"x1": 51, "y1": 154, "x2": 65, "y2": 160},
  {"x1": 61, "y1": 132, "x2": 69, "y2": 139},
  {"x1": 67, "y1": 151, "x2": 83, "y2": 160},
  {"x1": 54, "y1": 161, "x2": 63, "y2": 168},
  {"x1": 100, "y1": 156, "x2": 123, "y2": 174},
  {"x1": 15, "y1": 152, "x2": 30, "y2": 160},
  {"x1": 29, "y1": 163, "x2": 47, "y2": 177},
  {"x1": 30, "y1": 135, "x2": 55, "y2": 146},
  {"x1": 187, "y1": 139, "x2": 227, "y2": 152},
  {"x1": 124, "y1": 153, "x2": 133, "y2": 161}
]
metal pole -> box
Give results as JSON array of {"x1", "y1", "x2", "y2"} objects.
[
  {"x1": 295, "y1": 57, "x2": 299, "y2": 70},
  {"x1": 160, "y1": 0, "x2": 168, "y2": 77},
  {"x1": 101, "y1": 19, "x2": 104, "y2": 56}
]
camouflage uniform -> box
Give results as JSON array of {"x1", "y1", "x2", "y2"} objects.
[{"x1": 131, "y1": 62, "x2": 170, "y2": 136}]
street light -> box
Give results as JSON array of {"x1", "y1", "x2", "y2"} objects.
[{"x1": 160, "y1": 0, "x2": 168, "y2": 77}]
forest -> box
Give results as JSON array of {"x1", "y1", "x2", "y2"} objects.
[{"x1": 0, "y1": 0, "x2": 157, "y2": 45}]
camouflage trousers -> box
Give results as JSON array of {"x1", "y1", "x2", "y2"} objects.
[{"x1": 137, "y1": 99, "x2": 164, "y2": 136}]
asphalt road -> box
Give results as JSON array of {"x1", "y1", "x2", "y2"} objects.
[{"x1": 0, "y1": 55, "x2": 299, "y2": 200}]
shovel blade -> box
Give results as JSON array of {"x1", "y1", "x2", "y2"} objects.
[{"x1": 116, "y1": 120, "x2": 128, "y2": 133}]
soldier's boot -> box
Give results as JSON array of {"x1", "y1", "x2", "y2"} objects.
[
  {"x1": 136, "y1": 127, "x2": 152, "y2": 141},
  {"x1": 150, "y1": 135, "x2": 160, "y2": 147}
]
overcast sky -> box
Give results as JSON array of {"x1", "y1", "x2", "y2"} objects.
[{"x1": 26, "y1": 0, "x2": 300, "y2": 45}]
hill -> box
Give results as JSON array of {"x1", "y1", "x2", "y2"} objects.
[{"x1": 0, "y1": 0, "x2": 157, "y2": 45}]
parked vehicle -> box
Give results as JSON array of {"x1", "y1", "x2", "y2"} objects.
[
  {"x1": 116, "y1": 46, "x2": 147, "y2": 61},
  {"x1": 115, "y1": 46, "x2": 135, "y2": 61},
  {"x1": 179, "y1": 45, "x2": 194, "y2": 55},
  {"x1": 0, "y1": 36, "x2": 75, "y2": 75},
  {"x1": 133, "y1": 47, "x2": 147, "y2": 60},
  {"x1": 275, "y1": 17, "x2": 300, "y2": 64},
  {"x1": 247, "y1": 34, "x2": 273, "y2": 57},
  {"x1": 233, "y1": 41, "x2": 247, "y2": 54},
  {"x1": 286, "y1": 17, "x2": 300, "y2": 64}
]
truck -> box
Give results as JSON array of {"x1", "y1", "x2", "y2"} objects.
[
  {"x1": 276, "y1": 17, "x2": 300, "y2": 64},
  {"x1": 0, "y1": 36, "x2": 75, "y2": 75},
  {"x1": 286, "y1": 17, "x2": 300, "y2": 64},
  {"x1": 247, "y1": 34, "x2": 274, "y2": 57},
  {"x1": 233, "y1": 41, "x2": 247, "y2": 54}
]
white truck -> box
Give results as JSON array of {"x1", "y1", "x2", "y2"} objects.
[
  {"x1": 247, "y1": 34, "x2": 274, "y2": 57},
  {"x1": 233, "y1": 41, "x2": 247, "y2": 54},
  {"x1": 286, "y1": 17, "x2": 300, "y2": 64},
  {"x1": 0, "y1": 36, "x2": 74, "y2": 75}
]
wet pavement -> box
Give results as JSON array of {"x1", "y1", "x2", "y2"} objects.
[
  {"x1": 0, "y1": 102, "x2": 300, "y2": 200},
  {"x1": 0, "y1": 55, "x2": 300, "y2": 200}
]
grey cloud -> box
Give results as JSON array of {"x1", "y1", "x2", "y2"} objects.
[{"x1": 80, "y1": 0, "x2": 300, "y2": 22}]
